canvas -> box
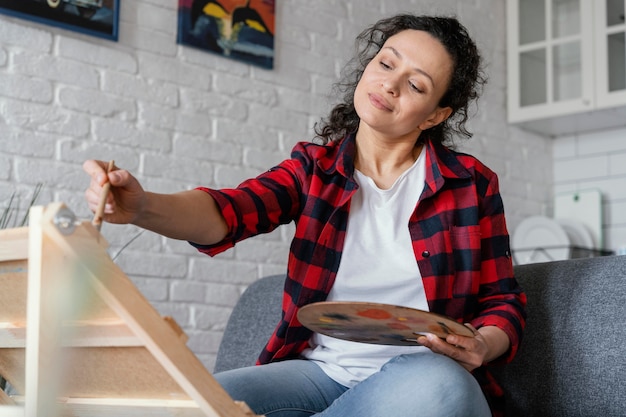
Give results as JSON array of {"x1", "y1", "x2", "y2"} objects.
[{"x1": 0, "y1": 0, "x2": 119, "y2": 41}]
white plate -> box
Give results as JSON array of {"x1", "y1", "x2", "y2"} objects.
[
  {"x1": 512, "y1": 215, "x2": 570, "y2": 264},
  {"x1": 556, "y1": 218, "x2": 594, "y2": 250}
]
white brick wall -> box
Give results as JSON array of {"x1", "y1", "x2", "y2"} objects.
[
  {"x1": 0, "y1": 0, "x2": 552, "y2": 371},
  {"x1": 554, "y1": 127, "x2": 626, "y2": 251}
]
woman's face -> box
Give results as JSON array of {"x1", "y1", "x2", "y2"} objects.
[{"x1": 353, "y1": 29, "x2": 454, "y2": 141}]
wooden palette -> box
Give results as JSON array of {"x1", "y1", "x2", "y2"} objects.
[{"x1": 298, "y1": 301, "x2": 475, "y2": 346}]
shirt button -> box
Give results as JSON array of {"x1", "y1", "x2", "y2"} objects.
[{"x1": 422, "y1": 250, "x2": 430, "y2": 258}]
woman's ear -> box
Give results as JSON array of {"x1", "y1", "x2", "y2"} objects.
[{"x1": 418, "y1": 106, "x2": 453, "y2": 130}]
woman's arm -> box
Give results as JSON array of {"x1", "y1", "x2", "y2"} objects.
[
  {"x1": 132, "y1": 190, "x2": 228, "y2": 244},
  {"x1": 83, "y1": 160, "x2": 227, "y2": 245}
]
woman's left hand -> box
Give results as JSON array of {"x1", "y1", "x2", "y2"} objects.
[{"x1": 416, "y1": 324, "x2": 509, "y2": 372}]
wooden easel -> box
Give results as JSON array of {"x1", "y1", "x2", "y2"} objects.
[{"x1": 0, "y1": 203, "x2": 262, "y2": 417}]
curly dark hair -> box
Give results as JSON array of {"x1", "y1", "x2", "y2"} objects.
[{"x1": 314, "y1": 14, "x2": 486, "y2": 146}]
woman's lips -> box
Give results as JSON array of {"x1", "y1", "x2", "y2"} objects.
[{"x1": 368, "y1": 93, "x2": 392, "y2": 111}]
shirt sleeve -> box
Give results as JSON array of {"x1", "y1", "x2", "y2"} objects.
[
  {"x1": 470, "y1": 169, "x2": 527, "y2": 364},
  {"x1": 189, "y1": 158, "x2": 304, "y2": 256}
]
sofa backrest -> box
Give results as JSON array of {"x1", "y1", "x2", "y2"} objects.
[
  {"x1": 492, "y1": 255, "x2": 626, "y2": 416},
  {"x1": 214, "y1": 274, "x2": 284, "y2": 374},
  {"x1": 214, "y1": 256, "x2": 626, "y2": 416}
]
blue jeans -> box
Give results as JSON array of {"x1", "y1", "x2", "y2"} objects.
[{"x1": 214, "y1": 352, "x2": 492, "y2": 417}]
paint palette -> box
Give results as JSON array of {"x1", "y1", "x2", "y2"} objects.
[{"x1": 298, "y1": 301, "x2": 475, "y2": 346}]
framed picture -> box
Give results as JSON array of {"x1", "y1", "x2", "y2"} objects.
[
  {"x1": 177, "y1": 0, "x2": 275, "y2": 69},
  {"x1": 0, "y1": 0, "x2": 120, "y2": 41}
]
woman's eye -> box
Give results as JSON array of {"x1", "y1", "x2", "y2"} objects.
[
  {"x1": 380, "y1": 60, "x2": 391, "y2": 69},
  {"x1": 409, "y1": 82, "x2": 423, "y2": 93}
]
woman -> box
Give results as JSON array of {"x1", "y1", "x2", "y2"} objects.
[{"x1": 84, "y1": 14, "x2": 526, "y2": 417}]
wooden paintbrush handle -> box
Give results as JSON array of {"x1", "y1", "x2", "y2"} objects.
[{"x1": 92, "y1": 160, "x2": 114, "y2": 231}]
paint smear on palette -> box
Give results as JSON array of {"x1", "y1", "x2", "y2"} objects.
[
  {"x1": 356, "y1": 308, "x2": 392, "y2": 320},
  {"x1": 436, "y1": 321, "x2": 453, "y2": 335},
  {"x1": 380, "y1": 333, "x2": 411, "y2": 342},
  {"x1": 387, "y1": 322, "x2": 411, "y2": 330},
  {"x1": 322, "y1": 313, "x2": 352, "y2": 322}
]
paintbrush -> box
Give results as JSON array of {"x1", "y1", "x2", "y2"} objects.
[{"x1": 92, "y1": 160, "x2": 114, "y2": 232}]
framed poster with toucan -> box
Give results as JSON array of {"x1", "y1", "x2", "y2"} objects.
[{"x1": 177, "y1": 0, "x2": 275, "y2": 69}]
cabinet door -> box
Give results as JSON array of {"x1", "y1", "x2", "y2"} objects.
[
  {"x1": 595, "y1": 0, "x2": 626, "y2": 108},
  {"x1": 507, "y1": 0, "x2": 595, "y2": 122}
]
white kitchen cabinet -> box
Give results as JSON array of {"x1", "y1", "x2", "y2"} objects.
[{"x1": 507, "y1": 0, "x2": 626, "y2": 136}]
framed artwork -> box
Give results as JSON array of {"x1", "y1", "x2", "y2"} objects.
[
  {"x1": 0, "y1": 0, "x2": 120, "y2": 41},
  {"x1": 177, "y1": 0, "x2": 275, "y2": 69}
]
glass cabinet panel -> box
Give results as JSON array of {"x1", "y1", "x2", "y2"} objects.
[
  {"x1": 606, "y1": 0, "x2": 625, "y2": 26},
  {"x1": 553, "y1": 0, "x2": 580, "y2": 37},
  {"x1": 520, "y1": 49, "x2": 547, "y2": 106},
  {"x1": 551, "y1": 0, "x2": 583, "y2": 102},
  {"x1": 520, "y1": 0, "x2": 546, "y2": 44},
  {"x1": 608, "y1": 32, "x2": 626, "y2": 91},
  {"x1": 553, "y1": 42, "x2": 582, "y2": 100}
]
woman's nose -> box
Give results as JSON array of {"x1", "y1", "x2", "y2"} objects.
[{"x1": 382, "y1": 75, "x2": 400, "y2": 95}]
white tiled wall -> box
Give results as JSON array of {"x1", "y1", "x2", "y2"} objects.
[
  {"x1": 0, "y1": 0, "x2": 552, "y2": 370},
  {"x1": 554, "y1": 127, "x2": 626, "y2": 252}
]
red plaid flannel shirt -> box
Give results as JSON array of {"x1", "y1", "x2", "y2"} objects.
[{"x1": 194, "y1": 134, "x2": 526, "y2": 415}]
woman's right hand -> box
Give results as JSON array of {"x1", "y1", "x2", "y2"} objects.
[{"x1": 83, "y1": 160, "x2": 146, "y2": 225}]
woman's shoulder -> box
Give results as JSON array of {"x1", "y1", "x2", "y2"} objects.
[
  {"x1": 289, "y1": 137, "x2": 348, "y2": 167},
  {"x1": 291, "y1": 138, "x2": 341, "y2": 155},
  {"x1": 432, "y1": 141, "x2": 498, "y2": 179}
]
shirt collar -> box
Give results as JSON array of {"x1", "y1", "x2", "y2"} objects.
[
  {"x1": 423, "y1": 138, "x2": 473, "y2": 196},
  {"x1": 317, "y1": 133, "x2": 472, "y2": 185},
  {"x1": 316, "y1": 133, "x2": 356, "y2": 178}
]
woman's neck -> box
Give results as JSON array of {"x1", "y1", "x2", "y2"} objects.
[{"x1": 354, "y1": 130, "x2": 423, "y2": 190}]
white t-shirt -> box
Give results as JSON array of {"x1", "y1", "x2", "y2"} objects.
[{"x1": 302, "y1": 149, "x2": 432, "y2": 387}]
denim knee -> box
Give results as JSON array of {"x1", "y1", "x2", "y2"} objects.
[
  {"x1": 316, "y1": 352, "x2": 491, "y2": 417},
  {"x1": 380, "y1": 352, "x2": 491, "y2": 416}
]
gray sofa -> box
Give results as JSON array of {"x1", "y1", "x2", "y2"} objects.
[{"x1": 214, "y1": 255, "x2": 626, "y2": 416}]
